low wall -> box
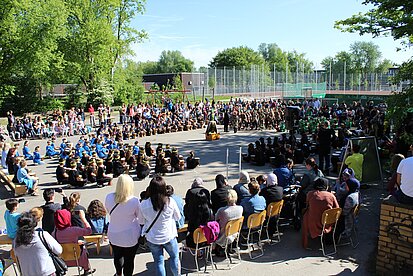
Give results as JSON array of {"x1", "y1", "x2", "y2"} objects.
[{"x1": 377, "y1": 198, "x2": 413, "y2": 274}]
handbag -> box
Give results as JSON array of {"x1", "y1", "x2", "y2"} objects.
[
  {"x1": 38, "y1": 230, "x2": 68, "y2": 276},
  {"x1": 139, "y1": 208, "x2": 163, "y2": 248}
]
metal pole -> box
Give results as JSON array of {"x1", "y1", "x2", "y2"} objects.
[
  {"x1": 344, "y1": 61, "x2": 346, "y2": 93},
  {"x1": 329, "y1": 62, "x2": 332, "y2": 91},
  {"x1": 233, "y1": 66, "x2": 236, "y2": 97},
  {"x1": 239, "y1": 146, "x2": 242, "y2": 173},
  {"x1": 226, "y1": 148, "x2": 229, "y2": 179},
  {"x1": 223, "y1": 66, "x2": 226, "y2": 94},
  {"x1": 214, "y1": 67, "x2": 217, "y2": 97}
]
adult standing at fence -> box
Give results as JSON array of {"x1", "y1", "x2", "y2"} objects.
[{"x1": 105, "y1": 174, "x2": 141, "y2": 276}]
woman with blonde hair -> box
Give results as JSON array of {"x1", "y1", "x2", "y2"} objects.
[{"x1": 105, "y1": 174, "x2": 141, "y2": 276}]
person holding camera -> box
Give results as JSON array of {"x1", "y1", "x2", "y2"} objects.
[{"x1": 41, "y1": 188, "x2": 68, "y2": 234}]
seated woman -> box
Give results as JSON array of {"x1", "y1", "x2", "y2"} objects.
[
  {"x1": 260, "y1": 173, "x2": 283, "y2": 205},
  {"x1": 96, "y1": 159, "x2": 113, "y2": 187},
  {"x1": 86, "y1": 200, "x2": 108, "y2": 234},
  {"x1": 53, "y1": 209, "x2": 95, "y2": 275},
  {"x1": 337, "y1": 177, "x2": 360, "y2": 240},
  {"x1": 233, "y1": 171, "x2": 251, "y2": 204},
  {"x1": 301, "y1": 177, "x2": 339, "y2": 249},
  {"x1": 297, "y1": 158, "x2": 324, "y2": 213},
  {"x1": 13, "y1": 212, "x2": 63, "y2": 276},
  {"x1": 214, "y1": 189, "x2": 243, "y2": 256},
  {"x1": 183, "y1": 178, "x2": 211, "y2": 221},
  {"x1": 17, "y1": 159, "x2": 39, "y2": 195},
  {"x1": 211, "y1": 174, "x2": 233, "y2": 214},
  {"x1": 240, "y1": 180, "x2": 266, "y2": 229},
  {"x1": 186, "y1": 151, "x2": 200, "y2": 169},
  {"x1": 185, "y1": 189, "x2": 213, "y2": 248}
]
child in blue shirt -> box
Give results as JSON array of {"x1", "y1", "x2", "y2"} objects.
[
  {"x1": 22, "y1": 141, "x2": 33, "y2": 160},
  {"x1": 33, "y1": 146, "x2": 44, "y2": 165},
  {"x1": 4, "y1": 199, "x2": 21, "y2": 239}
]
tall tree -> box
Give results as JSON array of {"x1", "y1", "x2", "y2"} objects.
[
  {"x1": 335, "y1": 0, "x2": 413, "y2": 143},
  {"x1": 209, "y1": 46, "x2": 266, "y2": 68},
  {"x1": 349, "y1": 41, "x2": 381, "y2": 75},
  {"x1": 157, "y1": 50, "x2": 194, "y2": 73},
  {"x1": 258, "y1": 43, "x2": 288, "y2": 72}
]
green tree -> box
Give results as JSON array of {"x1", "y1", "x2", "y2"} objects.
[
  {"x1": 258, "y1": 43, "x2": 288, "y2": 72},
  {"x1": 112, "y1": 59, "x2": 145, "y2": 105},
  {"x1": 157, "y1": 50, "x2": 194, "y2": 73},
  {"x1": 139, "y1": 61, "x2": 159, "y2": 74},
  {"x1": 349, "y1": 41, "x2": 381, "y2": 75},
  {"x1": 61, "y1": 0, "x2": 146, "y2": 94},
  {"x1": 335, "y1": 0, "x2": 413, "y2": 143},
  {"x1": 375, "y1": 59, "x2": 393, "y2": 74},
  {"x1": 209, "y1": 46, "x2": 266, "y2": 68}
]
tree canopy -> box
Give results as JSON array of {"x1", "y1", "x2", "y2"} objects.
[
  {"x1": 0, "y1": 0, "x2": 147, "y2": 114},
  {"x1": 209, "y1": 46, "x2": 266, "y2": 68},
  {"x1": 336, "y1": 0, "x2": 413, "y2": 143}
]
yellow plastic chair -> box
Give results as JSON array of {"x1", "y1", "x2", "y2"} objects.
[
  {"x1": 320, "y1": 208, "x2": 342, "y2": 256},
  {"x1": 265, "y1": 200, "x2": 284, "y2": 244},
  {"x1": 223, "y1": 216, "x2": 244, "y2": 269},
  {"x1": 60, "y1": 243, "x2": 86, "y2": 276},
  {"x1": 180, "y1": 227, "x2": 215, "y2": 273},
  {"x1": 244, "y1": 210, "x2": 266, "y2": 259}
]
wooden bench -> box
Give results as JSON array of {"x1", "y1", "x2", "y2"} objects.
[
  {"x1": 0, "y1": 234, "x2": 13, "y2": 245},
  {"x1": 0, "y1": 170, "x2": 27, "y2": 197},
  {"x1": 84, "y1": 235, "x2": 103, "y2": 255}
]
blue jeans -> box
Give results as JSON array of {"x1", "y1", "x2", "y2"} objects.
[{"x1": 147, "y1": 238, "x2": 180, "y2": 276}]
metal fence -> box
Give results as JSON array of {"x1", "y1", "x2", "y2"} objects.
[{"x1": 189, "y1": 66, "x2": 403, "y2": 99}]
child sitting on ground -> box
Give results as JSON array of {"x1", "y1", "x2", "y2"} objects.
[{"x1": 4, "y1": 199, "x2": 21, "y2": 239}]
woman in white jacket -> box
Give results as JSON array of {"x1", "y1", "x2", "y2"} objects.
[{"x1": 13, "y1": 212, "x2": 62, "y2": 276}]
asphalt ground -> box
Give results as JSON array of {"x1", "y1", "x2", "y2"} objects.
[{"x1": 0, "y1": 124, "x2": 385, "y2": 276}]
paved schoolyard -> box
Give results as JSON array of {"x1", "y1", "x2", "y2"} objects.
[{"x1": 0, "y1": 125, "x2": 384, "y2": 275}]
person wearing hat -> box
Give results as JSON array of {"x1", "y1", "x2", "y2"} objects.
[
  {"x1": 53, "y1": 209, "x2": 95, "y2": 275},
  {"x1": 337, "y1": 177, "x2": 360, "y2": 239},
  {"x1": 67, "y1": 160, "x2": 87, "y2": 187},
  {"x1": 136, "y1": 155, "x2": 151, "y2": 180},
  {"x1": 183, "y1": 178, "x2": 211, "y2": 220},
  {"x1": 260, "y1": 173, "x2": 283, "y2": 237},
  {"x1": 96, "y1": 159, "x2": 113, "y2": 187},
  {"x1": 301, "y1": 177, "x2": 339, "y2": 249}
]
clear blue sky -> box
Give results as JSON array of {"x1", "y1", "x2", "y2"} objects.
[{"x1": 130, "y1": 0, "x2": 411, "y2": 69}]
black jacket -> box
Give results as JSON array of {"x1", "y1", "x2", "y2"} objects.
[
  {"x1": 211, "y1": 186, "x2": 233, "y2": 214},
  {"x1": 41, "y1": 197, "x2": 68, "y2": 233},
  {"x1": 260, "y1": 186, "x2": 283, "y2": 207}
]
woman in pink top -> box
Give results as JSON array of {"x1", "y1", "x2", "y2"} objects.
[{"x1": 53, "y1": 209, "x2": 96, "y2": 275}]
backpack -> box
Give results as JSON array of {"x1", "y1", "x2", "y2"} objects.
[{"x1": 201, "y1": 221, "x2": 220, "y2": 244}]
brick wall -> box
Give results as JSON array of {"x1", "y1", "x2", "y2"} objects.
[{"x1": 377, "y1": 198, "x2": 413, "y2": 274}]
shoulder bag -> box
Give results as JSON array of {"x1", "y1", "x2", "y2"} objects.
[{"x1": 38, "y1": 230, "x2": 68, "y2": 276}]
